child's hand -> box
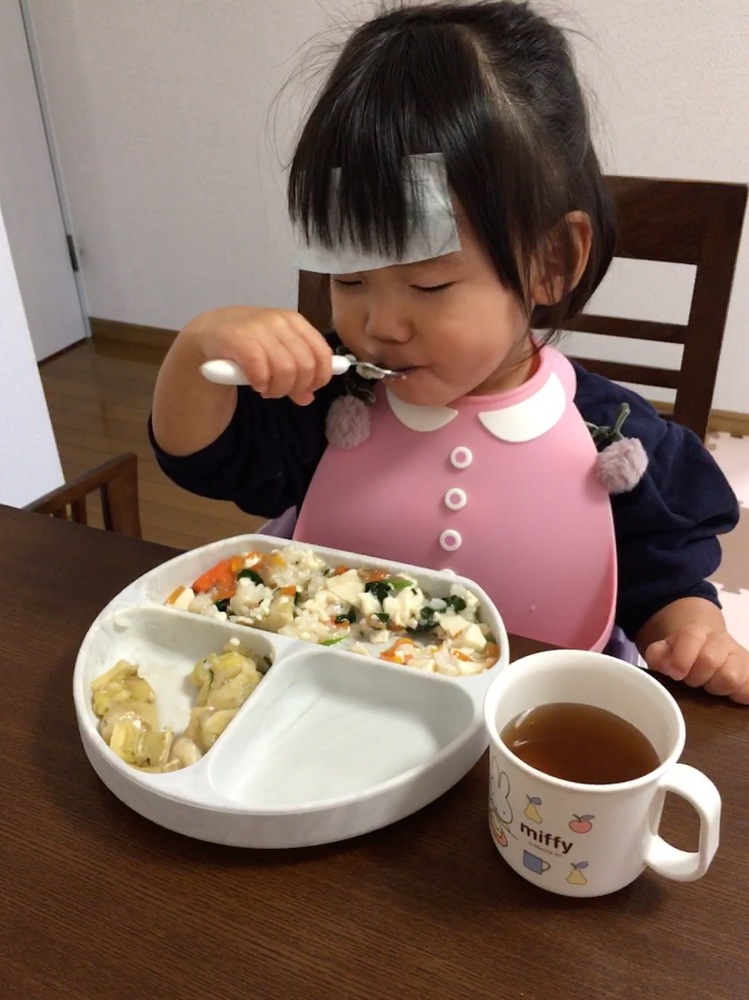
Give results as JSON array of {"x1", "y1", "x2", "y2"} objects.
[
  {"x1": 184, "y1": 306, "x2": 334, "y2": 406},
  {"x1": 645, "y1": 624, "x2": 749, "y2": 703}
]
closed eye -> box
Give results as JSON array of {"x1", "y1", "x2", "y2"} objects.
[
  {"x1": 332, "y1": 278, "x2": 362, "y2": 288},
  {"x1": 412, "y1": 282, "x2": 454, "y2": 293}
]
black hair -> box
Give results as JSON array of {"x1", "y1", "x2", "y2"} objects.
[{"x1": 288, "y1": 0, "x2": 617, "y2": 333}]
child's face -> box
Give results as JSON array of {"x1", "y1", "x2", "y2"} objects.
[{"x1": 330, "y1": 214, "x2": 534, "y2": 406}]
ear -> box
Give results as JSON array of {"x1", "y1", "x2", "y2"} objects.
[
  {"x1": 530, "y1": 210, "x2": 593, "y2": 307},
  {"x1": 499, "y1": 770, "x2": 511, "y2": 799}
]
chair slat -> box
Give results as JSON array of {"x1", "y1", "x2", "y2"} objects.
[{"x1": 23, "y1": 452, "x2": 142, "y2": 538}]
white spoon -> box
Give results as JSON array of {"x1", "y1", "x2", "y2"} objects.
[{"x1": 199, "y1": 356, "x2": 406, "y2": 385}]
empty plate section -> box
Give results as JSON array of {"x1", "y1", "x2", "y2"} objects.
[{"x1": 207, "y1": 650, "x2": 476, "y2": 809}]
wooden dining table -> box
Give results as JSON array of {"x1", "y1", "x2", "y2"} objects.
[{"x1": 1, "y1": 502, "x2": 747, "y2": 1000}]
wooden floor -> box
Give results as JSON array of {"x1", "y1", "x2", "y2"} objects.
[{"x1": 39, "y1": 338, "x2": 265, "y2": 550}]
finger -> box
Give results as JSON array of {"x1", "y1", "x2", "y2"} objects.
[
  {"x1": 289, "y1": 391, "x2": 316, "y2": 406},
  {"x1": 644, "y1": 639, "x2": 671, "y2": 674},
  {"x1": 276, "y1": 326, "x2": 325, "y2": 399},
  {"x1": 648, "y1": 625, "x2": 709, "y2": 682},
  {"x1": 681, "y1": 631, "x2": 735, "y2": 690},
  {"x1": 703, "y1": 650, "x2": 749, "y2": 700},
  {"x1": 288, "y1": 314, "x2": 334, "y2": 390},
  {"x1": 262, "y1": 338, "x2": 306, "y2": 399},
  {"x1": 229, "y1": 339, "x2": 272, "y2": 394},
  {"x1": 729, "y1": 665, "x2": 749, "y2": 704}
]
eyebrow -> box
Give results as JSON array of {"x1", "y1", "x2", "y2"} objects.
[{"x1": 406, "y1": 251, "x2": 465, "y2": 270}]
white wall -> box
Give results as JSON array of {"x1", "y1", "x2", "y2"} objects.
[
  {"x1": 25, "y1": 0, "x2": 332, "y2": 330},
  {"x1": 26, "y1": 0, "x2": 749, "y2": 411},
  {"x1": 0, "y1": 200, "x2": 63, "y2": 506},
  {"x1": 0, "y1": 0, "x2": 88, "y2": 361}
]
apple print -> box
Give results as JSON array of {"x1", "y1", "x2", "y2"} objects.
[{"x1": 569, "y1": 814, "x2": 594, "y2": 834}]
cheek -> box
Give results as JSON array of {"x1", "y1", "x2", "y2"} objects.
[{"x1": 330, "y1": 296, "x2": 365, "y2": 344}]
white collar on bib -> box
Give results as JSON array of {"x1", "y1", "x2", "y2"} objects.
[{"x1": 385, "y1": 371, "x2": 566, "y2": 443}]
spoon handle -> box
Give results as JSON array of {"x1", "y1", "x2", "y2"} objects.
[{"x1": 200, "y1": 356, "x2": 351, "y2": 386}]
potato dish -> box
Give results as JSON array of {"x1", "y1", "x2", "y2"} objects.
[{"x1": 91, "y1": 638, "x2": 263, "y2": 772}]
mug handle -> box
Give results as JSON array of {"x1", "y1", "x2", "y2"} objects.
[{"x1": 644, "y1": 764, "x2": 721, "y2": 881}]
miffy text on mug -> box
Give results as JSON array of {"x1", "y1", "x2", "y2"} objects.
[{"x1": 520, "y1": 824, "x2": 574, "y2": 855}]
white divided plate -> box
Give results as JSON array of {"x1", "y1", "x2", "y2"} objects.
[{"x1": 73, "y1": 534, "x2": 509, "y2": 847}]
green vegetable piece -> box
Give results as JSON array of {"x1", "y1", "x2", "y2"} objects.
[
  {"x1": 445, "y1": 595, "x2": 467, "y2": 613},
  {"x1": 408, "y1": 605, "x2": 436, "y2": 634},
  {"x1": 320, "y1": 637, "x2": 345, "y2": 646},
  {"x1": 214, "y1": 598, "x2": 231, "y2": 613},
  {"x1": 385, "y1": 577, "x2": 411, "y2": 590},
  {"x1": 237, "y1": 569, "x2": 264, "y2": 585},
  {"x1": 375, "y1": 612, "x2": 390, "y2": 624},
  {"x1": 364, "y1": 581, "x2": 392, "y2": 603},
  {"x1": 335, "y1": 608, "x2": 357, "y2": 624}
]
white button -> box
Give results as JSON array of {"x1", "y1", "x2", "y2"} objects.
[
  {"x1": 440, "y1": 529, "x2": 462, "y2": 552},
  {"x1": 444, "y1": 488, "x2": 467, "y2": 511},
  {"x1": 450, "y1": 446, "x2": 473, "y2": 469}
]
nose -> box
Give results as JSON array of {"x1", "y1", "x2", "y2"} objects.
[{"x1": 364, "y1": 290, "x2": 413, "y2": 343}]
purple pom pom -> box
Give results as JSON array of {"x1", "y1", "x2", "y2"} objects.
[
  {"x1": 596, "y1": 437, "x2": 648, "y2": 494},
  {"x1": 325, "y1": 395, "x2": 371, "y2": 449}
]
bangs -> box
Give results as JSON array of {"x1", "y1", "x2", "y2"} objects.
[{"x1": 288, "y1": 18, "x2": 553, "y2": 288}]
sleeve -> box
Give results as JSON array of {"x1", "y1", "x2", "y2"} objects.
[
  {"x1": 148, "y1": 378, "x2": 344, "y2": 519},
  {"x1": 573, "y1": 364, "x2": 740, "y2": 639}
]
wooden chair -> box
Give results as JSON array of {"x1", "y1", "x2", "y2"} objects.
[
  {"x1": 563, "y1": 177, "x2": 747, "y2": 440},
  {"x1": 23, "y1": 451, "x2": 142, "y2": 538},
  {"x1": 297, "y1": 177, "x2": 748, "y2": 440}
]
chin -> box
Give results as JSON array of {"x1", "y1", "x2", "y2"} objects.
[{"x1": 388, "y1": 372, "x2": 462, "y2": 407}]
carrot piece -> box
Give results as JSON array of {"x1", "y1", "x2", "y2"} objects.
[
  {"x1": 192, "y1": 558, "x2": 236, "y2": 596},
  {"x1": 485, "y1": 643, "x2": 499, "y2": 660},
  {"x1": 379, "y1": 637, "x2": 416, "y2": 663},
  {"x1": 332, "y1": 565, "x2": 350, "y2": 576},
  {"x1": 229, "y1": 555, "x2": 245, "y2": 573},
  {"x1": 360, "y1": 568, "x2": 388, "y2": 582},
  {"x1": 279, "y1": 585, "x2": 297, "y2": 596},
  {"x1": 166, "y1": 585, "x2": 186, "y2": 605}
]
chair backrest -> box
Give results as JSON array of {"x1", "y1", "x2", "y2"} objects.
[
  {"x1": 564, "y1": 177, "x2": 747, "y2": 439},
  {"x1": 23, "y1": 451, "x2": 142, "y2": 538},
  {"x1": 297, "y1": 176, "x2": 747, "y2": 440}
]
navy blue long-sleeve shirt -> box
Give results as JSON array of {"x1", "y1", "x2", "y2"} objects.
[{"x1": 149, "y1": 362, "x2": 738, "y2": 640}]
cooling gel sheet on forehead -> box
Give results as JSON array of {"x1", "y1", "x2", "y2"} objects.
[{"x1": 293, "y1": 153, "x2": 461, "y2": 273}]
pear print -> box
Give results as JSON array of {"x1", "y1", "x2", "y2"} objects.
[
  {"x1": 523, "y1": 795, "x2": 543, "y2": 823},
  {"x1": 566, "y1": 861, "x2": 589, "y2": 886}
]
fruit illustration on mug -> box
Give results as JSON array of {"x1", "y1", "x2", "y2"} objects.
[
  {"x1": 566, "y1": 861, "x2": 589, "y2": 886},
  {"x1": 489, "y1": 805, "x2": 509, "y2": 847},
  {"x1": 569, "y1": 814, "x2": 595, "y2": 834},
  {"x1": 524, "y1": 795, "x2": 543, "y2": 823}
]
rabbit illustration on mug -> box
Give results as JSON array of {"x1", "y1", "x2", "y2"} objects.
[{"x1": 489, "y1": 755, "x2": 517, "y2": 848}]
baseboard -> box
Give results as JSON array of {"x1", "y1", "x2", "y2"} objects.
[
  {"x1": 90, "y1": 318, "x2": 749, "y2": 437},
  {"x1": 651, "y1": 401, "x2": 749, "y2": 438},
  {"x1": 90, "y1": 317, "x2": 177, "y2": 352},
  {"x1": 704, "y1": 410, "x2": 749, "y2": 437}
]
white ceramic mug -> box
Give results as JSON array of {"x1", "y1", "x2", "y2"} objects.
[{"x1": 483, "y1": 650, "x2": 721, "y2": 897}]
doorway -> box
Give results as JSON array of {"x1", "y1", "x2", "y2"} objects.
[{"x1": 0, "y1": 1, "x2": 89, "y2": 361}]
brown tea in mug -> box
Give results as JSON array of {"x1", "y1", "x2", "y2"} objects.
[{"x1": 500, "y1": 703, "x2": 661, "y2": 783}]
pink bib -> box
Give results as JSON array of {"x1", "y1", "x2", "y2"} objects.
[{"x1": 294, "y1": 346, "x2": 617, "y2": 650}]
